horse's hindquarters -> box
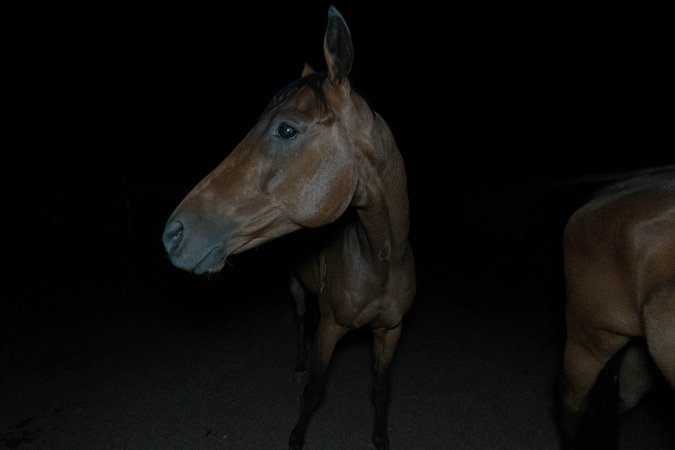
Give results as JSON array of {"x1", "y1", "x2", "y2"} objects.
[{"x1": 560, "y1": 172, "x2": 675, "y2": 448}]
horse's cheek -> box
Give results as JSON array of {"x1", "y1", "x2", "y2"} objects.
[
  {"x1": 317, "y1": 170, "x2": 353, "y2": 220},
  {"x1": 282, "y1": 169, "x2": 344, "y2": 227}
]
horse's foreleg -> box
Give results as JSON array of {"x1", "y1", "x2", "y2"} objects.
[
  {"x1": 371, "y1": 324, "x2": 402, "y2": 450},
  {"x1": 560, "y1": 329, "x2": 629, "y2": 449},
  {"x1": 289, "y1": 274, "x2": 308, "y2": 383},
  {"x1": 289, "y1": 319, "x2": 344, "y2": 450}
]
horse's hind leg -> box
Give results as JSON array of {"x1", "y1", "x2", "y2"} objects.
[
  {"x1": 643, "y1": 282, "x2": 675, "y2": 387},
  {"x1": 289, "y1": 274, "x2": 309, "y2": 384},
  {"x1": 372, "y1": 324, "x2": 402, "y2": 450},
  {"x1": 560, "y1": 328, "x2": 629, "y2": 449},
  {"x1": 618, "y1": 340, "x2": 654, "y2": 412}
]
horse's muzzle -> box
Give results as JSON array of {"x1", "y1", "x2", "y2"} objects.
[
  {"x1": 162, "y1": 219, "x2": 226, "y2": 274},
  {"x1": 162, "y1": 220, "x2": 184, "y2": 257}
]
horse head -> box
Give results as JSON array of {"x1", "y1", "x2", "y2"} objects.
[{"x1": 163, "y1": 7, "x2": 367, "y2": 274}]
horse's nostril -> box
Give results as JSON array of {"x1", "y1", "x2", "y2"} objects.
[{"x1": 163, "y1": 220, "x2": 184, "y2": 254}]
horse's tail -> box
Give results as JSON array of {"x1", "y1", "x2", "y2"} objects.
[
  {"x1": 585, "y1": 347, "x2": 623, "y2": 449},
  {"x1": 561, "y1": 346, "x2": 625, "y2": 450},
  {"x1": 582, "y1": 340, "x2": 660, "y2": 449}
]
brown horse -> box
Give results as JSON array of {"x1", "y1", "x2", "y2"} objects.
[
  {"x1": 162, "y1": 6, "x2": 415, "y2": 450},
  {"x1": 559, "y1": 166, "x2": 675, "y2": 448}
]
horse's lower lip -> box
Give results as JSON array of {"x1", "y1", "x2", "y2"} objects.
[{"x1": 193, "y1": 246, "x2": 225, "y2": 275}]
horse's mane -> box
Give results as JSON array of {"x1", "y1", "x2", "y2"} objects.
[
  {"x1": 261, "y1": 72, "x2": 330, "y2": 117},
  {"x1": 261, "y1": 71, "x2": 376, "y2": 119}
]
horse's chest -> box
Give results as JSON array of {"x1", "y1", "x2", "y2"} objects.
[
  {"x1": 321, "y1": 271, "x2": 396, "y2": 328},
  {"x1": 311, "y1": 238, "x2": 404, "y2": 328},
  {"x1": 324, "y1": 291, "x2": 388, "y2": 328}
]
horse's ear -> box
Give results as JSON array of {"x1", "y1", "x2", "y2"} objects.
[
  {"x1": 301, "y1": 62, "x2": 315, "y2": 78},
  {"x1": 323, "y1": 5, "x2": 353, "y2": 88}
]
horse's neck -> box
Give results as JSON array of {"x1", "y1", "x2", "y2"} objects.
[{"x1": 351, "y1": 113, "x2": 410, "y2": 264}]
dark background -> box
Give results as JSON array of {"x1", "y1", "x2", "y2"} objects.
[
  {"x1": 8, "y1": 1, "x2": 672, "y2": 300},
  {"x1": 3, "y1": 2, "x2": 673, "y2": 448},
  {"x1": 9, "y1": 1, "x2": 672, "y2": 269}
]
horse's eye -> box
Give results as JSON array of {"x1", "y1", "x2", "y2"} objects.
[{"x1": 277, "y1": 123, "x2": 298, "y2": 140}]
